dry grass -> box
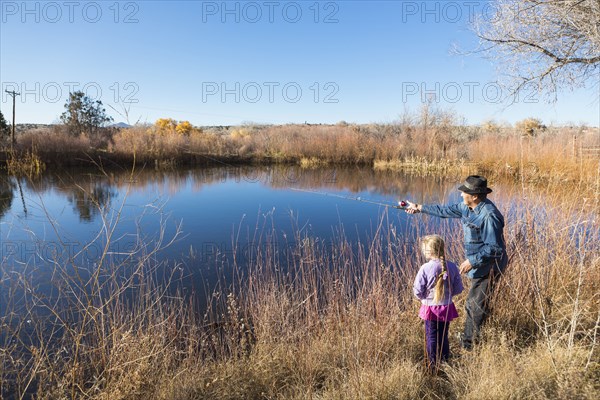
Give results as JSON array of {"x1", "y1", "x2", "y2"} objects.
[
  {"x1": 3, "y1": 116, "x2": 598, "y2": 194},
  {"x1": 5, "y1": 149, "x2": 45, "y2": 178},
  {"x1": 1, "y1": 176, "x2": 599, "y2": 398},
  {"x1": 467, "y1": 129, "x2": 598, "y2": 185},
  {"x1": 447, "y1": 339, "x2": 599, "y2": 399},
  {"x1": 17, "y1": 127, "x2": 93, "y2": 154}
]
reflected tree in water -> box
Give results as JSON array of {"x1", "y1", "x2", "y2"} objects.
[
  {"x1": 0, "y1": 176, "x2": 15, "y2": 219},
  {"x1": 68, "y1": 183, "x2": 117, "y2": 222}
]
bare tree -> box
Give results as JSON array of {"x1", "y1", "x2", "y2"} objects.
[{"x1": 473, "y1": 0, "x2": 600, "y2": 100}]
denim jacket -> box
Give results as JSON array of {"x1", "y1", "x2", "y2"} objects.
[{"x1": 421, "y1": 199, "x2": 508, "y2": 278}]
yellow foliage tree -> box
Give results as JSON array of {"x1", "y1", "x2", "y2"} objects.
[
  {"x1": 176, "y1": 121, "x2": 193, "y2": 135},
  {"x1": 155, "y1": 118, "x2": 177, "y2": 134}
]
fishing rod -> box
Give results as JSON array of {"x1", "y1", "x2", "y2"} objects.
[{"x1": 290, "y1": 188, "x2": 408, "y2": 209}]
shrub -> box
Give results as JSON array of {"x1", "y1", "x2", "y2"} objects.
[
  {"x1": 175, "y1": 121, "x2": 193, "y2": 135},
  {"x1": 516, "y1": 118, "x2": 546, "y2": 137}
]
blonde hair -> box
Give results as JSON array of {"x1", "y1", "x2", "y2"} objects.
[{"x1": 421, "y1": 235, "x2": 448, "y2": 303}]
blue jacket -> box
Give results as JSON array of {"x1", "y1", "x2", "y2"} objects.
[{"x1": 421, "y1": 199, "x2": 508, "y2": 278}]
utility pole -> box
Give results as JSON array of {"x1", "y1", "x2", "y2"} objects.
[{"x1": 5, "y1": 90, "x2": 20, "y2": 151}]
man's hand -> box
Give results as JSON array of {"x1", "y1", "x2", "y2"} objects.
[
  {"x1": 405, "y1": 201, "x2": 421, "y2": 214},
  {"x1": 460, "y1": 259, "x2": 472, "y2": 274}
]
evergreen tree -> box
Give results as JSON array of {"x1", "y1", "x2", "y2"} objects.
[
  {"x1": 0, "y1": 110, "x2": 9, "y2": 138},
  {"x1": 60, "y1": 91, "x2": 113, "y2": 137}
]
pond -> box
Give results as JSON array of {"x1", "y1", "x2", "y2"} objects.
[{"x1": 1, "y1": 165, "x2": 515, "y2": 312}]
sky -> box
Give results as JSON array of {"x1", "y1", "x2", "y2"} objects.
[{"x1": 1, "y1": 0, "x2": 599, "y2": 127}]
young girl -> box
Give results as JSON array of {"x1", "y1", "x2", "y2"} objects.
[{"x1": 413, "y1": 235, "x2": 464, "y2": 371}]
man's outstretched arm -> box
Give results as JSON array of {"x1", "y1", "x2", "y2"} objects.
[{"x1": 405, "y1": 201, "x2": 464, "y2": 219}]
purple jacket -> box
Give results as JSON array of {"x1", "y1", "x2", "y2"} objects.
[{"x1": 413, "y1": 259, "x2": 464, "y2": 306}]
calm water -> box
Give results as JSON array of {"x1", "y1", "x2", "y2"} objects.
[{"x1": 1, "y1": 165, "x2": 509, "y2": 307}]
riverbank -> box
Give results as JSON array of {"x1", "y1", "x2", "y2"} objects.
[{"x1": 2, "y1": 123, "x2": 598, "y2": 195}]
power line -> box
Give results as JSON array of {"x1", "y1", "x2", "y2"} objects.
[{"x1": 5, "y1": 90, "x2": 21, "y2": 151}]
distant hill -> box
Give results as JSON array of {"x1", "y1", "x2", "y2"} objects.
[
  {"x1": 15, "y1": 123, "x2": 54, "y2": 133},
  {"x1": 108, "y1": 122, "x2": 132, "y2": 128},
  {"x1": 14, "y1": 123, "x2": 131, "y2": 133}
]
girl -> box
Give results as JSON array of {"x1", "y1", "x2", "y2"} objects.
[{"x1": 413, "y1": 235, "x2": 464, "y2": 371}]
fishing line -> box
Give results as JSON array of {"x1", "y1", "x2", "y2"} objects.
[{"x1": 290, "y1": 187, "x2": 408, "y2": 210}]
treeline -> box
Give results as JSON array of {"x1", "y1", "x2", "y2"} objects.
[{"x1": 1, "y1": 92, "x2": 598, "y2": 190}]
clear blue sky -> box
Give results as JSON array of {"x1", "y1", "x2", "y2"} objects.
[{"x1": 1, "y1": 0, "x2": 598, "y2": 126}]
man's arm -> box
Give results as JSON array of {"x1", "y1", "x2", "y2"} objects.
[
  {"x1": 405, "y1": 201, "x2": 464, "y2": 218},
  {"x1": 421, "y1": 203, "x2": 464, "y2": 218}
]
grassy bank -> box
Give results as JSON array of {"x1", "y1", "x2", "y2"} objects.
[
  {"x1": 1, "y1": 183, "x2": 599, "y2": 399},
  {"x1": 3, "y1": 122, "x2": 598, "y2": 193}
]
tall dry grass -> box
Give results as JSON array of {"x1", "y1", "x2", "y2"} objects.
[
  {"x1": 1, "y1": 179, "x2": 599, "y2": 398},
  {"x1": 468, "y1": 128, "x2": 599, "y2": 185},
  {"x1": 5, "y1": 118, "x2": 597, "y2": 194}
]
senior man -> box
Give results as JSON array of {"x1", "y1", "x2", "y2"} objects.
[{"x1": 405, "y1": 175, "x2": 508, "y2": 350}]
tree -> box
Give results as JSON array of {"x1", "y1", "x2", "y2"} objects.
[
  {"x1": 60, "y1": 91, "x2": 113, "y2": 137},
  {"x1": 515, "y1": 117, "x2": 546, "y2": 136},
  {"x1": 154, "y1": 118, "x2": 196, "y2": 135},
  {"x1": 155, "y1": 118, "x2": 177, "y2": 134},
  {"x1": 0, "y1": 110, "x2": 9, "y2": 138},
  {"x1": 473, "y1": 0, "x2": 600, "y2": 100},
  {"x1": 175, "y1": 121, "x2": 193, "y2": 135},
  {"x1": 68, "y1": 184, "x2": 116, "y2": 222}
]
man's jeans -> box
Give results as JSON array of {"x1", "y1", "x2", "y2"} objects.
[{"x1": 462, "y1": 272, "x2": 496, "y2": 349}]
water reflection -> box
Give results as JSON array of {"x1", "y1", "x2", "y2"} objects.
[
  {"x1": 5, "y1": 165, "x2": 593, "y2": 282},
  {"x1": 0, "y1": 176, "x2": 14, "y2": 219},
  {"x1": 1, "y1": 165, "x2": 461, "y2": 302},
  {"x1": 67, "y1": 182, "x2": 117, "y2": 222},
  {"x1": 14, "y1": 165, "x2": 455, "y2": 218}
]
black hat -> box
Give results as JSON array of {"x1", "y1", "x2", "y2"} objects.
[{"x1": 458, "y1": 175, "x2": 493, "y2": 194}]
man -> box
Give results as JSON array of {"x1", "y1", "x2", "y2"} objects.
[{"x1": 405, "y1": 175, "x2": 508, "y2": 350}]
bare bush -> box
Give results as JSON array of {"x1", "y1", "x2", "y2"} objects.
[{"x1": 516, "y1": 117, "x2": 546, "y2": 136}]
